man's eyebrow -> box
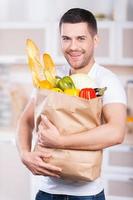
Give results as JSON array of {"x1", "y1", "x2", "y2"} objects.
[
  {"x1": 61, "y1": 35, "x2": 70, "y2": 38},
  {"x1": 61, "y1": 35, "x2": 87, "y2": 38},
  {"x1": 77, "y1": 35, "x2": 87, "y2": 38}
]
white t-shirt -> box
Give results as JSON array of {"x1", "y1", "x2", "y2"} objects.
[{"x1": 34, "y1": 63, "x2": 127, "y2": 196}]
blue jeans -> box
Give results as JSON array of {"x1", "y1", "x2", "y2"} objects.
[{"x1": 35, "y1": 190, "x2": 105, "y2": 200}]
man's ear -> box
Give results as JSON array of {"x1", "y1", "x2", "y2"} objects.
[{"x1": 94, "y1": 34, "x2": 99, "y2": 49}]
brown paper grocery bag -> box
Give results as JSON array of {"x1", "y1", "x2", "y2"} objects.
[{"x1": 34, "y1": 89, "x2": 103, "y2": 181}]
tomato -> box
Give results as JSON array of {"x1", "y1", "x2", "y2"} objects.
[{"x1": 79, "y1": 88, "x2": 96, "y2": 99}]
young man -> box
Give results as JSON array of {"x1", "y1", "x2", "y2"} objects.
[{"x1": 16, "y1": 8, "x2": 127, "y2": 200}]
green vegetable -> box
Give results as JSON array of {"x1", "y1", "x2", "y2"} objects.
[
  {"x1": 57, "y1": 76, "x2": 76, "y2": 91},
  {"x1": 94, "y1": 87, "x2": 107, "y2": 96},
  {"x1": 55, "y1": 76, "x2": 61, "y2": 86}
]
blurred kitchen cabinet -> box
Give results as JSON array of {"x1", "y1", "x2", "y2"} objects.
[
  {"x1": 103, "y1": 144, "x2": 133, "y2": 173},
  {"x1": 103, "y1": 173, "x2": 133, "y2": 200},
  {"x1": 102, "y1": 144, "x2": 133, "y2": 200},
  {"x1": 0, "y1": 21, "x2": 133, "y2": 66},
  {"x1": 0, "y1": 65, "x2": 11, "y2": 128},
  {"x1": 0, "y1": 23, "x2": 51, "y2": 64},
  {"x1": 95, "y1": 21, "x2": 115, "y2": 65},
  {"x1": 95, "y1": 21, "x2": 133, "y2": 66},
  {"x1": 0, "y1": 140, "x2": 31, "y2": 200},
  {"x1": 104, "y1": 173, "x2": 133, "y2": 200},
  {"x1": 116, "y1": 22, "x2": 133, "y2": 65}
]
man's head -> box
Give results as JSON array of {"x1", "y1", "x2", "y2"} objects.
[
  {"x1": 59, "y1": 8, "x2": 99, "y2": 73},
  {"x1": 59, "y1": 8, "x2": 97, "y2": 36}
]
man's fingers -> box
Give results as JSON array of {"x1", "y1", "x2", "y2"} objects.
[
  {"x1": 34, "y1": 153, "x2": 62, "y2": 172},
  {"x1": 39, "y1": 160, "x2": 62, "y2": 172},
  {"x1": 41, "y1": 115, "x2": 53, "y2": 128},
  {"x1": 38, "y1": 132, "x2": 44, "y2": 142},
  {"x1": 37, "y1": 151, "x2": 52, "y2": 159},
  {"x1": 38, "y1": 123, "x2": 47, "y2": 130},
  {"x1": 28, "y1": 152, "x2": 62, "y2": 177},
  {"x1": 35, "y1": 168, "x2": 60, "y2": 178},
  {"x1": 31, "y1": 164, "x2": 61, "y2": 178},
  {"x1": 37, "y1": 140, "x2": 43, "y2": 146}
]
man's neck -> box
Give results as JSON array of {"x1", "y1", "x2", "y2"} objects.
[{"x1": 70, "y1": 58, "x2": 95, "y2": 75}]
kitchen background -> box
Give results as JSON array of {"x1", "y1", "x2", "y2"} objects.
[{"x1": 0, "y1": 0, "x2": 133, "y2": 200}]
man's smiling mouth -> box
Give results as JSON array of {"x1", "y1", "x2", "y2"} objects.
[{"x1": 68, "y1": 52, "x2": 83, "y2": 60}]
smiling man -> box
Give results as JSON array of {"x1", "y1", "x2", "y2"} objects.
[
  {"x1": 60, "y1": 22, "x2": 97, "y2": 73},
  {"x1": 16, "y1": 8, "x2": 127, "y2": 200}
]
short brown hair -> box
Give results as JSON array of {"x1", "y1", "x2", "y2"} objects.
[{"x1": 59, "y1": 8, "x2": 97, "y2": 35}]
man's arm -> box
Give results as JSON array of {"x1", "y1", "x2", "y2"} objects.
[
  {"x1": 38, "y1": 103, "x2": 127, "y2": 151},
  {"x1": 61, "y1": 103, "x2": 127, "y2": 150},
  {"x1": 16, "y1": 98, "x2": 34, "y2": 154},
  {"x1": 16, "y1": 98, "x2": 61, "y2": 177}
]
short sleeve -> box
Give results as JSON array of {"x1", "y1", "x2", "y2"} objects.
[{"x1": 102, "y1": 73, "x2": 127, "y2": 106}]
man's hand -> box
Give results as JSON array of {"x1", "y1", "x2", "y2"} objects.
[
  {"x1": 21, "y1": 150, "x2": 61, "y2": 178},
  {"x1": 37, "y1": 115, "x2": 63, "y2": 148}
]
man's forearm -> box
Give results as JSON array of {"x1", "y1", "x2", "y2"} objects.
[
  {"x1": 58, "y1": 103, "x2": 127, "y2": 151},
  {"x1": 16, "y1": 118, "x2": 33, "y2": 157},
  {"x1": 61, "y1": 122, "x2": 126, "y2": 151},
  {"x1": 38, "y1": 104, "x2": 126, "y2": 151}
]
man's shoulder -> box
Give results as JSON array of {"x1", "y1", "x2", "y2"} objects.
[
  {"x1": 94, "y1": 64, "x2": 127, "y2": 106},
  {"x1": 94, "y1": 63, "x2": 116, "y2": 78},
  {"x1": 91, "y1": 63, "x2": 120, "y2": 86}
]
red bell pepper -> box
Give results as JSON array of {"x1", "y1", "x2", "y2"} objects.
[{"x1": 79, "y1": 88, "x2": 96, "y2": 99}]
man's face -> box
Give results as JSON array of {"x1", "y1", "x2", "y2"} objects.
[{"x1": 60, "y1": 22, "x2": 98, "y2": 70}]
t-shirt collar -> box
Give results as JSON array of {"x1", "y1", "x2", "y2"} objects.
[{"x1": 68, "y1": 62, "x2": 97, "y2": 76}]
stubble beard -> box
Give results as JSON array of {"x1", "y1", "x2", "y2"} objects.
[{"x1": 64, "y1": 52, "x2": 93, "y2": 70}]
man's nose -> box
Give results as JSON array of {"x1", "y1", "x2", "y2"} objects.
[{"x1": 69, "y1": 40, "x2": 78, "y2": 50}]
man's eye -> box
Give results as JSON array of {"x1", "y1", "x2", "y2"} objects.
[
  {"x1": 62, "y1": 37, "x2": 70, "y2": 41},
  {"x1": 78, "y1": 37, "x2": 85, "y2": 41}
]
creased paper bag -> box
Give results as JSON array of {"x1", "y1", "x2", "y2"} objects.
[{"x1": 34, "y1": 89, "x2": 103, "y2": 181}]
